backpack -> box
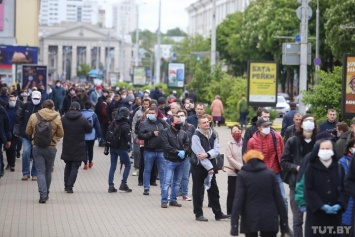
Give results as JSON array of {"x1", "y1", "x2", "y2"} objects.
[
  {"x1": 106, "y1": 121, "x2": 122, "y2": 148},
  {"x1": 34, "y1": 113, "x2": 52, "y2": 147}
]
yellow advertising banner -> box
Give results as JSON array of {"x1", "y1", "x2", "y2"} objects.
[
  {"x1": 344, "y1": 56, "x2": 355, "y2": 114},
  {"x1": 248, "y1": 62, "x2": 277, "y2": 104}
]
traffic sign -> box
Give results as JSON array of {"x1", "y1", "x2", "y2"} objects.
[
  {"x1": 296, "y1": 6, "x2": 313, "y2": 20},
  {"x1": 295, "y1": 34, "x2": 301, "y2": 43},
  {"x1": 314, "y1": 57, "x2": 321, "y2": 66}
]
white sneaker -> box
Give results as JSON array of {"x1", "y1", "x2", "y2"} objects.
[
  {"x1": 132, "y1": 169, "x2": 138, "y2": 176},
  {"x1": 183, "y1": 196, "x2": 192, "y2": 201}
]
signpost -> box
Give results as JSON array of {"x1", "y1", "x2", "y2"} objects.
[{"x1": 168, "y1": 63, "x2": 185, "y2": 88}]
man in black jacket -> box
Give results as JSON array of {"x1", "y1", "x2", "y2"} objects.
[
  {"x1": 138, "y1": 106, "x2": 168, "y2": 195},
  {"x1": 160, "y1": 115, "x2": 189, "y2": 208},
  {"x1": 18, "y1": 91, "x2": 42, "y2": 181},
  {"x1": 0, "y1": 104, "x2": 11, "y2": 177},
  {"x1": 107, "y1": 107, "x2": 133, "y2": 193},
  {"x1": 61, "y1": 102, "x2": 92, "y2": 193}
]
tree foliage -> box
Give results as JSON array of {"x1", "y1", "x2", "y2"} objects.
[
  {"x1": 77, "y1": 63, "x2": 91, "y2": 77},
  {"x1": 165, "y1": 28, "x2": 187, "y2": 37},
  {"x1": 302, "y1": 67, "x2": 342, "y2": 122},
  {"x1": 324, "y1": 0, "x2": 355, "y2": 61}
]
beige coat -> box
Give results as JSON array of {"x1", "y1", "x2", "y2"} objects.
[
  {"x1": 210, "y1": 99, "x2": 224, "y2": 117},
  {"x1": 225, "y1": 140, "x2": 243, "y2": 176},
  {"x1": 26, "y1": 108, "x2": 64, "y2": 147}
]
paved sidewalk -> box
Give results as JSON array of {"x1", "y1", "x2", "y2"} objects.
[{"x1": 0, "y1": 126, "x2": 234, "y2": 237}]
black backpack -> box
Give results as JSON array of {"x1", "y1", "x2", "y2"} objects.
[
  {"x1": 106, "y1": 121, "x2": 122, "y2": 148},
  {"x1": 34, "y1": 113, "x2": 52, "y2": 147}
]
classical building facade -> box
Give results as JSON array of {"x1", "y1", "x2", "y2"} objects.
[
  {"x1": 39, "y1": 23, "x2": 133, "y2": 83},
  {"x1": 186, "y1": 0, "x2": 252, "y2": 37}
]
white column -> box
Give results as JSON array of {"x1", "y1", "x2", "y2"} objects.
[
  {"x1": 86, "y1": 46, "x2": 91, "y2": 67},
  {"x1": 100, "y1": 46, "x2": 105, "y2": 69},
  {"x1": 113, "y1": 47, "x2": 119, "y2": 72},
  {"x1": 43, "y1": 44, "x2": 49, "y2": 66},
  {"x1": 71, "y1": 45, "x2": 77, "y2": 79},
  {"x1": 57, "y1": 45, "x2": 63, "y2": 79}
]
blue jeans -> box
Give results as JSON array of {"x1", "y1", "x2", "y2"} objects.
[
  {"x1": 181, "y1": 157, "x2": 191, "y2": 196},
  {"x1": 143, "y1": 150, "x2": 165, "y2": 189},
  {"x1": 22, "y1": 137, "x2": 37, "y2": 177},
  {"x1": 109, "y1": 148, "x2": 131, "y2": 186},
  {"x1": 161, "y1": 160, "x2": 184, "y2": 203},
  {"x1": 276, "y1": 173, "x2": 288, "y2": 214},
  {"x1": 33, "y1": 147, "x2": 57, "y2": 198}
]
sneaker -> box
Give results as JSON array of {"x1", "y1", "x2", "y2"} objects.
[
  {"x1": 89, "y1": 162, "x2": 94, "y2": 168},
  {"x1": 108, "y1": 186, "x2": 117, "y2": 193},
  {"x1": 67, "y1": 188, "x2": 74, "y2": 194},
  {"x1": 5, "y1": 165, "x2": 10, "y2": 170},
  {"x1": 183, "y1": 196, "x2": 192, "y2": 201},
  {"x1": 39, "y1": 197, "x2": 48, "y2": 204},
  {"x1": 138, "y1": 182, "x2": 143, "y2": 186},
  {"x1": 32, "y1": 176, "x2": 37, "y2": 181},
  {"x1": 169, "y1": 201, "x2": 182, "y2": 207},
  {"x1": 119, "y1": 184, "x2": 132, "y2": 192},
  {"x1": 22, "y1": 175, "x2": 30, "y2": 181},
  {"x1": 132, "y1": 169, "x2": 138, "y2": 176},
  {"x1": 196, "y1": 216, "x2": 208, "y2": 222},
  {"x1": 150, "y1": 182, "x2": 158, "y2": 186},
  {"x1": 83, "y1": 164, "x2": 88, "y2": 170},
  {"x1": 161, "y1": 203, "x2": 168, "y2": 208},
  {"x1": 10, "y1": 166, "x2": 15, "y2": 172},
  {"x1": 143, "y1": 189, "x2": 149, "y2": 195}
]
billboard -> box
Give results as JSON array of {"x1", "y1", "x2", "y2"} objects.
[
  {"x1": 247, "y1": 61, "x2": 278, "y2": 107},
  {"x1": 133, "y1": 67, "x2": 146, "y2": 86},
  {"x1": 342, "y1": 54, "x2": 355, "y2": 118},
  {"x1": 22, "y1": 65, "x2": 48, "y2": 93},
  {"x1": 168, "y1": 63, "x2": 185, "y2": 88},
  {"x1": 0, "y1": 45, "x2": 38, "y2": 69}
]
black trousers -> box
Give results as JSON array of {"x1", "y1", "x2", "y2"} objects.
[
  {"x1": 227, "y1": 176, "x2": 237, "y2": 215},
  {"x1": 84, "y1": 140, "x2": 95, "y2": 164},
  {"x1": 138, "y1": 146, "x2": 156, "y2": 184},
  {"x1": 5, "y1": 135, "x2": 18, "y2": 167},
  {"x1": 245, "y1": 231, "x2": 277, "y2": 237},
  {"x1": 64, "y1": 161, "x2": 81, "y2": 189},
  {"x1": 191, "y1": 164, "x2": 222, "y2": 218}
]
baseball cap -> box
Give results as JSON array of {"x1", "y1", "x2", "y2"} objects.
[
  {"x1": 256, "y1": 118, "x2": 272, "y2": 127},
  {"x1": 31, "y1": 91, "x2": 41, "y2": 99},
  {"x1": 96, "y1": 85, "x2": 103, "y2": 90}
]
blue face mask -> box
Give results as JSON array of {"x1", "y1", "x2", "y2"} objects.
[{"x1": 147, "y1": 114, "x2": 157, "y2": 121}]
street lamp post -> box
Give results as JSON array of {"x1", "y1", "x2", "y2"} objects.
[
  {"x1": 155, "y1": 0, "x2": 161, "y2": 84},
  {"x1": 315, "y1": 0, "x2": 320, "y2": 71},
  {"x1": 211, "y1": 0, "x2": 217, "y2": 66}
]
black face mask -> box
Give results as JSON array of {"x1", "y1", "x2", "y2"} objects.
[{"x1": 174, "y1": 123, "x2": 182, "y2": 130}]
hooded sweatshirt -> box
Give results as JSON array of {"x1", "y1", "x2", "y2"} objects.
[{"x1": 25, "y1": 108, "x2": 64, "y2": 147}]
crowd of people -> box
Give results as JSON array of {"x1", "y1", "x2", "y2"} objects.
[{"x1": 2, "y1": 80, "x2": 355, "y2": 236}]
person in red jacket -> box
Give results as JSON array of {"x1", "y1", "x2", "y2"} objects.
[{"x1": 247, "y1": 118, "x2": 289, "y2": 233}]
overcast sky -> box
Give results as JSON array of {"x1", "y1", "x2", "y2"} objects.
[{"x1": 138, "y1": 0, "x2": 196, "y2": 33}]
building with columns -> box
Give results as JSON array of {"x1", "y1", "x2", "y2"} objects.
[
  {"x1": 39, "y1": 23, "x2": 133, "y2": 83},
  {"x1": 186, "y1": 0, "x2": 253, "y2": 37}
]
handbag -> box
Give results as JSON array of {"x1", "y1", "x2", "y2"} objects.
[{"x1": 215, "y1": 154, "x2": 224, "y2": 170}]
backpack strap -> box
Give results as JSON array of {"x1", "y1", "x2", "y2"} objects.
[{"x1": 35, "y1": 112, "x2": 42, "y2": 122}]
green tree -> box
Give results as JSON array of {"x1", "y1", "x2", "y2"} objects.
[
  {"x1": 302, "y1": 67, "x2": 342, "y2": 122},
  {"x1": 324, "y1": 0, "x2": 355, "y2": 62},
  {"x1": 77, "y1": 63, "x2": 91, "y2": 77},
  {"x1": 165, "y1": 28, "x2": 187, "y2": 37}
]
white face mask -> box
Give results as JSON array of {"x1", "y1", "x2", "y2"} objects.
[
  {"x1": 261, "y1": 127, "x2": 270, "y2": 135},
  {"x1": 121, "y1": 95, "x2": 127, "y2": 99},
  {"x1": 56, "y1": 83, "x2": 61, "y2": 87},
  {"x1": 32, "y1": 99, "x2": 41, "y2": 105},
  {"x1": 167, "y1": 111, "x2": 173, "y2": 115},
  {"x1": 303, "y1": 121, "x2": 315, "y2": 131},
  {"x1": 180, "y1": 116, "x2": 186, "y2": 123},
  {"x1": 318, "y1": 150, "x2": 334, "y2": 161},
  {"x1": 144, "y1": 93, "x2": 149, "y2": 97},
  {"x1": 304, "y1": 139, "x2": 312, "y2": 143},
  {"x1": 352, "y1": 148, "x2": 355, "y2": 154},
  {"x1": 9, "y1": 101, "x2": 16, "y2": 108},
  {"x1": 70, "y1": 90, "x2": 75, "y2": 95},
  {"x1": 128, "y1": 101, "x2": 133, "y2": 105},
  {"x1": 103, "y1": 93, "x2": 108, "y2": 97}
]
